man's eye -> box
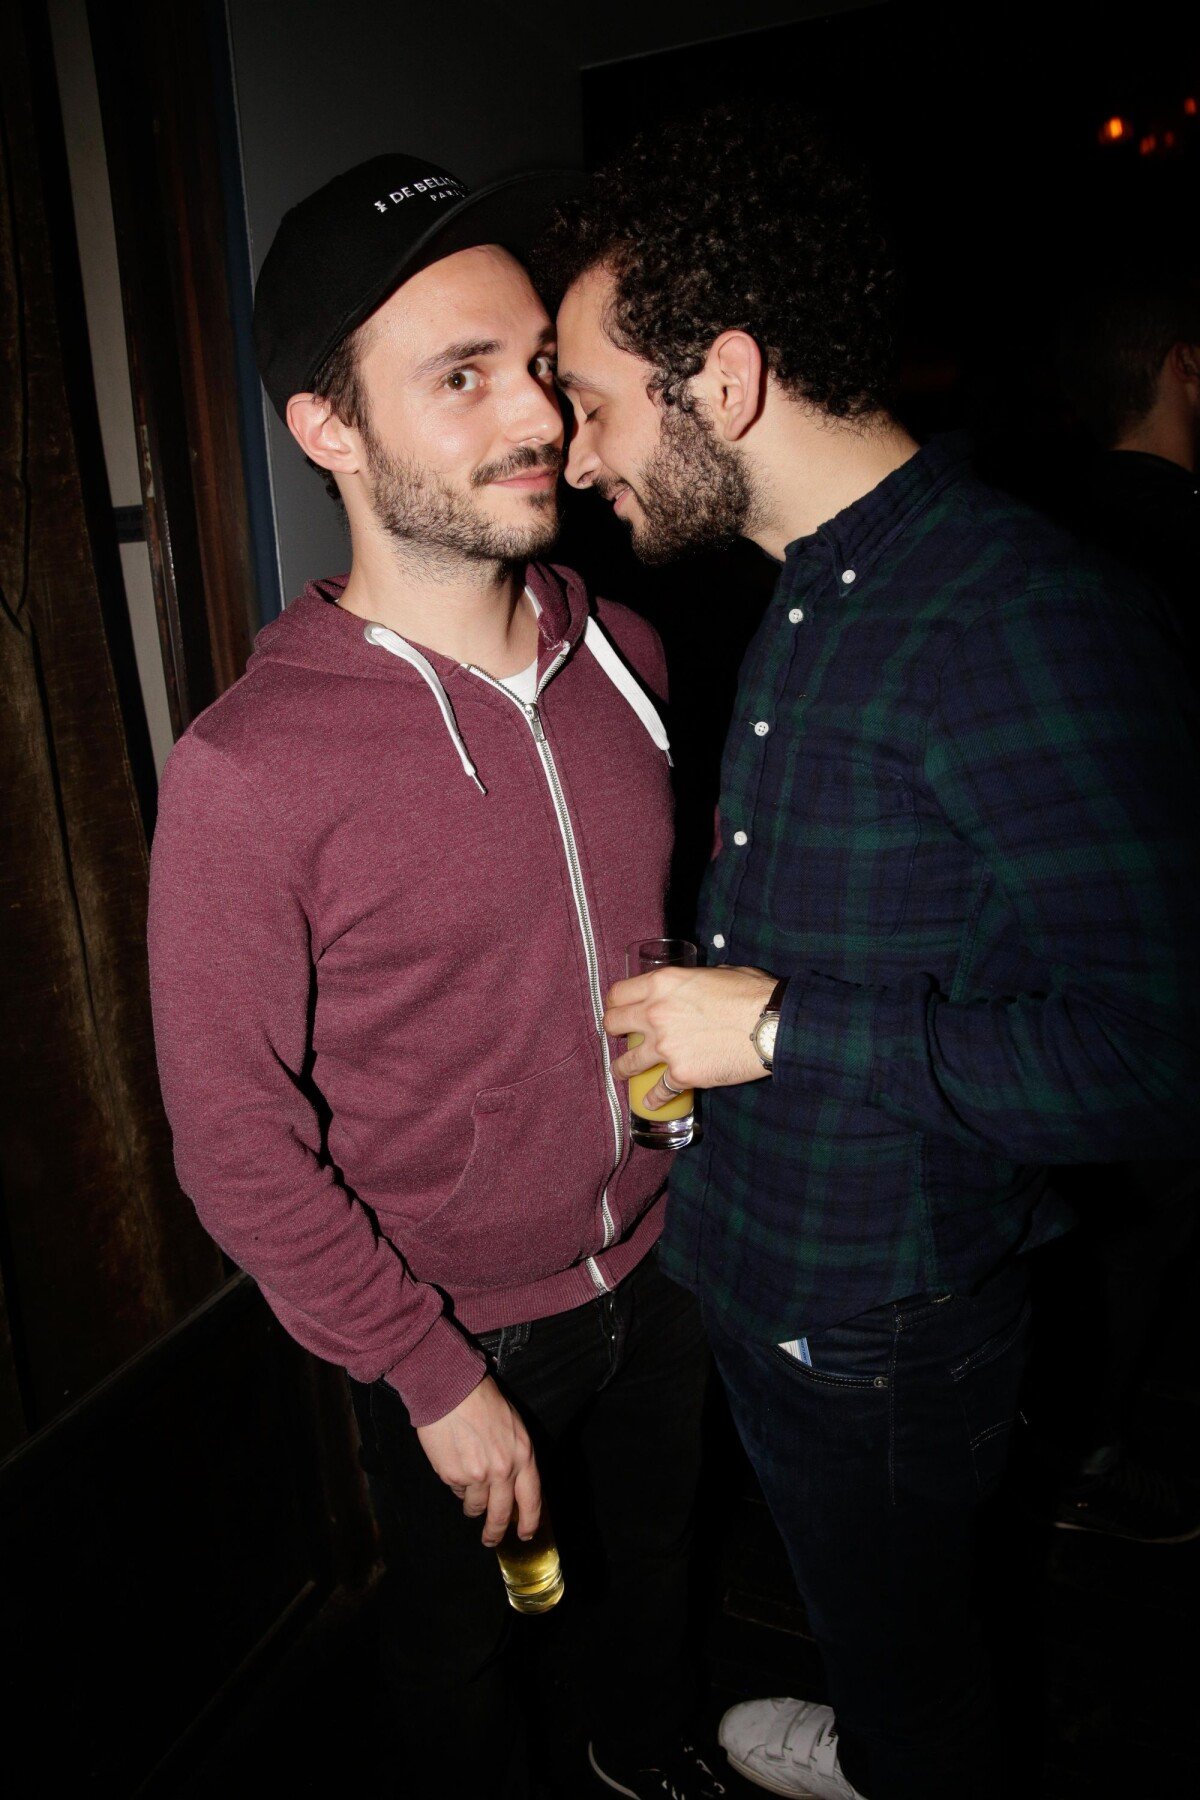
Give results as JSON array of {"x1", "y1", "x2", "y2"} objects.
[
  {"x1": 584, "y1": 406, "x2": 600, "y2": 424},
  {"x1": 532, "y1": 353, "x2": 556, "y2": 380},
  {"x1": 444, "y1": 369, "x2": 481, "y2": 392}
]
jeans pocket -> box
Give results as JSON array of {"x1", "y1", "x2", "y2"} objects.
[
  {"x1": 771, "y1": 1312, "x2": 895, "y2": 1389},
  {"x1": 948, "y1": 1295, "x2": 1032, "y2": 1495}
]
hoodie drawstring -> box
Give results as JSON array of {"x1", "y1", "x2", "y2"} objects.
[
  {"x1": 583, "y1": 617, "x2": 672, "y2": 766},
  {"x1": 360, "y1": 611, "x2": 671, "y2": 792},
  {"x1": 362, "y1": 624, "x2": 487, "y2": 794}
]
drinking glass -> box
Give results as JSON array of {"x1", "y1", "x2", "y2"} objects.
[
  {"x1": 624, "y1": 938, "x2": 701, "y2": 1150},
  {"x1": 495, "y1": 1506, "x2": 564, "y2": 1614}
]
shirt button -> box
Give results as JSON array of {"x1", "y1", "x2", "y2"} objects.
[
  {"x1": 712, "y1": 933, "x2": 726, "y2": 949},
  {"x1": 841, "y1": 568, "x2": 856, "y2": 584},
  {"x1": 788, "y1": 606, "x2": 804, "y2": 623},
  {"x1": 753, "y1": 720, "x2": 770, "y2": 737},
  {"x1": 733, "y1": 830, "x2": 748, "y2": 846}
]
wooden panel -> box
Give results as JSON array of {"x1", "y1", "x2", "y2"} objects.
[
  {"x1": 0, "y1": 1279, "x2": 370, "y2": 1790},
  {"x1": 86, "y1": 0, "x2": 261, "y2": 726},
  {"x1": 0, "y1": 0, "x2": 228, "y2": 1452}
]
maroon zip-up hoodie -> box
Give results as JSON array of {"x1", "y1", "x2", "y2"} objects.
[{"x1": 148, "y1": 562, "x2": 675, "y2": 1425}]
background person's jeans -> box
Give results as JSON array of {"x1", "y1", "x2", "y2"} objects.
[
  {"x1": 351, "y1": 1252, "x2": 709, "y2": 1800},
  {"x1": 705, "y1": 1261, "x2": 1031, "y2": 1800}
]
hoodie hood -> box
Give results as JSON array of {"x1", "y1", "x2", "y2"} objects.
[{"x1": 243, "y1": 559, "x2": 670, "y2": 796}]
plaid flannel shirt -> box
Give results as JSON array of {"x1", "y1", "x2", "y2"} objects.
[{"x1": 662, "y1": 435, "x2": 1200, "y2": 1342}]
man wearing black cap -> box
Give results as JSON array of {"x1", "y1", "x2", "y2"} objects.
[{"x1": 147, "y1": 156, "x2": 719, "y2": 1800}]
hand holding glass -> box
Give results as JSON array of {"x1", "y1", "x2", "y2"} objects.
[{"x1": 624, "y1": 938, "x2": 701, "y2": 1150}]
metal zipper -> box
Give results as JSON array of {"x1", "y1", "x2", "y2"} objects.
[{"x1": 464, "y1": 659, "x2": 624, "y2": 1289}]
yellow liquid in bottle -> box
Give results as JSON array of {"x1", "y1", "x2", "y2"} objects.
[
  {"x1": 626, "y1": 1032, "x2": 694, "y2": 1122},
  {"x1": 495, "y1": 1512, "x2": 564, "y2": 1614}
]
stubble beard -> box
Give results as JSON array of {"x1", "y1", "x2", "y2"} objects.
[
  {"x1": 618, "y1": 405, "x2": 757, "y2": 565},
  {"x1": 364, "y1": 431, "x2": 561, "y2": 574}
]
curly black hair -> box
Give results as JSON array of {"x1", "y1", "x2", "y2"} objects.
[{"x1": 539, "y1": 104, "x2": 896, "y2": 419}]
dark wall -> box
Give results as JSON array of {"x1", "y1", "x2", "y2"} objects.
[{"x1": 584, "y1": 1, "x2": 1199, "y2": 466}]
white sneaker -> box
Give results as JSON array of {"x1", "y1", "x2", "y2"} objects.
[{"x1": 717, "y1": 1698, "x2": 866, "y2": 1799}]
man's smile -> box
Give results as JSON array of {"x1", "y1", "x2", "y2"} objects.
[{"x1": 594, "y1": 473, "x2": 635, "y2": 514}]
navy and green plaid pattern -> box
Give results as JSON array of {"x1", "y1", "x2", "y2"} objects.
[{"x1": 663, "y1": 434, "x2": 1200, "y2": 1343}]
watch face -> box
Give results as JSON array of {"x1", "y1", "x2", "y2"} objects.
[{"x1": 754, "y1": 1014, "x2": 780, "y2": 1065}]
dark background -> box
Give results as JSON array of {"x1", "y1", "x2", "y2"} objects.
[
  {"x1": 586, "y1": 1, "x2": 1197, "y2": 450},
  {"x1": 557, "y1": 0, "x2": 1200, "y2": 920}
]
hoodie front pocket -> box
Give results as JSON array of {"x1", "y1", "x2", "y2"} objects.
[{"x1": 403, "y1": 1038, "x2": 607, "y2": 1287}]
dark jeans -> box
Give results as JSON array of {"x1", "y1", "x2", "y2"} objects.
[
  {"x1": 351, "y1": 1253, "x2": 709, "y2": 1799},
  {"x1": 705, "y1": 1261, "x2": 1031, "y2": 1800}
]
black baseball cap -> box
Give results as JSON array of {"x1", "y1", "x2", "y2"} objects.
[{"x1": 252, "y1": 153, "x2": 582, "y2": 422}]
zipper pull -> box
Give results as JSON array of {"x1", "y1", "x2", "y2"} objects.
[{"x1": 525, "y1": 702, "x2": 546, "y2": 742}]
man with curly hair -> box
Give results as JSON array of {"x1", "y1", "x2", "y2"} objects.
[{"x1": 544, "y1": 107, "x2": 1200, "y2": 1800}]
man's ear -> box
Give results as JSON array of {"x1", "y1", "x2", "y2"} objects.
[
  {"x1": 695, "y1": 330, "x2": 765, "y2": 442},
  {"x1": 285, "y1": 392, "x2": 363, "y2": 478},
  {"x1": 1172, "y1": 341, "x2": 1200, "y2": 386}
]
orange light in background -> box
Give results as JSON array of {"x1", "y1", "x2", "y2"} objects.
[
  {"x1": 1164, "y1": 130, "x2": 1177, "y2": 148},
  {"x1": 1139, "y1": 134, "x2": 1158, "y2": 155},
  {"x1": 1098, "y1": 115, "x2": 1129, "y2": 143},
  {"x1": 1184, "y1": 97, "x2": 1197, "y2": 116}
]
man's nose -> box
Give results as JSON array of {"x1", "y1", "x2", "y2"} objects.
[
  {"x1": 564, "y1": 426, "x2": 598, "y2": 489},
  {"x1": 511, "y1": 377, "x2": 565, "y2": 448}
]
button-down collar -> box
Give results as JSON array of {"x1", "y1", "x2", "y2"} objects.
[{"x1": 779, "y1": 432, "x2": 972, "y2": 594}]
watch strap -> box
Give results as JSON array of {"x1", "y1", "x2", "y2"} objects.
[
  {"x1": 763, "y1": 976, "x2": 789, "y2": 1016},
  {"x1": 751, "y1": 976, "x2": 790, "y2": 1071}
]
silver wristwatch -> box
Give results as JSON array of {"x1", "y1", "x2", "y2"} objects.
[{"x1": 750, "y1": 977, "x2": 790, "y2": 1072}]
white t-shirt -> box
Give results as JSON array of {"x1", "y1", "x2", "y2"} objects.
[{"x1": 499, "y1": 655, "x2": 539, "y2": 704}]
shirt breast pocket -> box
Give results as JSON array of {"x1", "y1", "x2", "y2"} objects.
[{"x1": 767, "y1": 751, "x2": 920, "y2": 946}]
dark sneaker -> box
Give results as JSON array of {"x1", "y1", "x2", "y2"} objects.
[
  {"x1": 588, "y1": 1735, "x2": 729, "y2": 1798},
  {"x1": 1054, "y1": 1456, "x2": 1200, "y2": 1543}
]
